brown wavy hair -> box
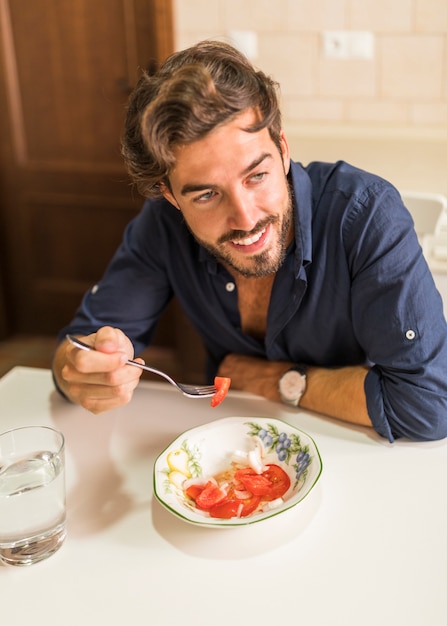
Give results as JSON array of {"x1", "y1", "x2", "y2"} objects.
[{"x1": 121, "y1": 40, "x2": 282, "y2": 198}]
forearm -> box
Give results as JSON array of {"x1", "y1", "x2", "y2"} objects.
[
  {"x1": 218, "y1": 354, "x2": 372, "y2": 428},
  {"x1": 300, "y1": 365, "x2": 371, "y2": 427}
]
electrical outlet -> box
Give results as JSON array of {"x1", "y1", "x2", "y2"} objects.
[{"x1": 322, "y1": 31, "x2": 374, "y2": 60}]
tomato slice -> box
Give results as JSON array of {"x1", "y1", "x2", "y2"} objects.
[
  {"x1": 261, "y1": 464, "x2": 291, "y2": 501},
  {"x1": 194, "y1": 481, "x2": 227, "y2": 510},
  {"x1": 236, "y1": 493, "x2": 262, "y2": 517},
  {"x1": 234, "y1": 468, "x2": 273, "y2": 496},
  {"x1": 234, "y1": 464, "x2": 290, "y2": 501},
  {"x1": 184, "y1": 483, "x2": 205, "y2": 501},
  {"x1": 210, "y1": 376, "x2": 231, "y2": 407},
  {"x1": 182, "y1": 464, "x2": 290, "y2": 519},
  {"x1": 209, "y1": 491, "x2": 261, "y2": 519}
]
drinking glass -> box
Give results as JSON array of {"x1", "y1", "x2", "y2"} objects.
[{"x1": 0, "y1": 426, "x2": 66, "y2": 566}]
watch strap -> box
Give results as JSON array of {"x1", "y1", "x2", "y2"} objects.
[{"x1": 289, "y1": 364, "x2": 308, "y2": 377}]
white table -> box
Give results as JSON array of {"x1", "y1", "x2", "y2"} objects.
[{"x1": 1, "y1": 367, "x2": 446, "y2": 626}]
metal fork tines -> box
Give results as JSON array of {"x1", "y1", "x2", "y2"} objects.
[
  {"x1": 65, "y1": 334, "x2": 216, "y2": 399},
  {"x1": 173, "y1": 383, "x2": 217, "y2": 397}
]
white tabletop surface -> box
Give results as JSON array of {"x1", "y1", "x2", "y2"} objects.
[{"x1": 1, "y1": 367, "x2": 446, "y2": 626}]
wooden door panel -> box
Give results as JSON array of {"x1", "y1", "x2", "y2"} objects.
[
  {"x1": 0, "y1": 0, "x2": 174, "y2": 335},
  {"x1": 23, "y1": 192, "x2": 138, "y2": 332},
  {"x1": 7, "y1": 0, "x2": 133, "y2": 167},
  {"x1": 28, "y1": 195, "x2": 135, "y2": 282}
]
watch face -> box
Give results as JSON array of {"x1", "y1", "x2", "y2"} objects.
[{"x1": 280, "y1": 370, "x2": 306, "y2": 401}]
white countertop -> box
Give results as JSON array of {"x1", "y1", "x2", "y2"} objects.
[{"x1": 1, "y1": 367, "x2": 447, "y2": 626}]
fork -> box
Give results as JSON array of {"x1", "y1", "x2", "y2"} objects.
[{"x1": 65, "y1": 334, "x2": 216, "y2": 399}]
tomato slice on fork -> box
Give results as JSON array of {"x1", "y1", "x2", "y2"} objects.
[{"x1": 210, "y1": 376, "x2": 231, "y2": 407}]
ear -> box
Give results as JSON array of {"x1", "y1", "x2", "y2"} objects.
[
  {"x1": 279, "y1": 129, "x2": 291, "y2": 175},
  {"x1": 159, "y1": 181, "x2": 181, "y2": 210}
]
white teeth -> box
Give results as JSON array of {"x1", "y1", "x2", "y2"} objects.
[{"x1": 232, "y1": 228, "x2": 266, "y2": 246}]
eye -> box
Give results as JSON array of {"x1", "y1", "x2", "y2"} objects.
[
  {"x1": 193, "y1": 190, "x2": 218, "y2": 204},
  {"x1": 249, "y1": 172, "x2": 266, "y2": 183}
]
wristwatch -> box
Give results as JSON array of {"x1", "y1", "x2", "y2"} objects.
[{"x1": 278, "y1": 365, "x2": 308, "y2": 407}]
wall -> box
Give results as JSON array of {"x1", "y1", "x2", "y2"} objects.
[
  {"x1": 172, "y1": 0, "x2": 447, "y2": 196},
  {"x1": 173, "y1": 0, "x2": 447, "y2": 129}
]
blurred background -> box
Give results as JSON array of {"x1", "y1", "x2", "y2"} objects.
[{"x1": 0, "y1": 0, "x2": 446, "y2": 379}]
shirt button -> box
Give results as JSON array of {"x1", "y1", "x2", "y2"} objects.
[
  {"x1": 406, "y1": 329, "x2": 416, "y2": 340},
  {"x1": 225, "y1": 282, "x2": 236, "y2": 292},
  {"x1": 91, "y1": 284, "x2": 99, "y2": 295}
]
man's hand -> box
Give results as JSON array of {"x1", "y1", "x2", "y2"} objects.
[
  {"x1": 217, "y1": 353, "x2": 293, "y2": 402},
  {"x1": 218, "y1": 353, "x2": 372, "y2": 428},
  {"x1": 53, "y1": 326, "x2": 143, "y2": 414}
]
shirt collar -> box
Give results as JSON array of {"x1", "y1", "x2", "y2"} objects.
[{"x1": 289, "y1": 160, "x2": 313, "y2": 274}]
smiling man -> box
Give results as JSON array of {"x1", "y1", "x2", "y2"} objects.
[{"x1": 53, "y1": 40, "x2": 447, "y2": 442}]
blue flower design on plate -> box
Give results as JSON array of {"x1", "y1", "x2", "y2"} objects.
[{"x1": 247, "y1": 422, "x2": 312, "y2": 487}]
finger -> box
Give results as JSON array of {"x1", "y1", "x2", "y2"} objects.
[
  {"x1": 93, "y1": 327, "x2": 137, "y2": 363},
  {"x1": 66, "y1": 341, "x2": 128, "y2": 375},
  {"x1": 62, "y1": 357, "x2": 143, "y2": 386},
  {"x1": 93, "y1": 326, "x2": 131, "y2": 355},
  {"x1": 66, "y1": 376, "x2": 141, "y2": 413}
]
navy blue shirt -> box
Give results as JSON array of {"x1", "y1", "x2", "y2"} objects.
[{"x1": 60, "y1": 161, "x2": 447, "y2": 442}]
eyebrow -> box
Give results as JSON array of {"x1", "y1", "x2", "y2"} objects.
[{"x1": 180, "y1": 152, "x2": 273, "y2": 196}]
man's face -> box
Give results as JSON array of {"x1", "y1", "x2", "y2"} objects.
[{"x1": 162, "y1": 109, "x2": 293, "y2": 278}]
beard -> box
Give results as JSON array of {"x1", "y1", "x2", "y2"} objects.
[{"x1": 189, "y1": 188, "x2": 294, "y2": 279}]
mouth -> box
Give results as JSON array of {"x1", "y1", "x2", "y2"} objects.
[
  {"x1": 231, "y1": 227, "x2": 267, "y2": 247},
  {"x1": 227, "y1": 223, "x2": 272, "y2": 255}
]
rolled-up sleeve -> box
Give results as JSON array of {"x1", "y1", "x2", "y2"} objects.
[{"x1": 346, "y1": 183, "x2": 447, "y2": 441}]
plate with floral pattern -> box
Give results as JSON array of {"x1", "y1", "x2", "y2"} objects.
[{"x1": 153, "y1": 416, "x2": 322, "y2": 527}]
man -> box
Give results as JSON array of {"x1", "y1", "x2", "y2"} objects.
[{"x1": 53, "y1": 40, "x2": 447, "y2": 442}]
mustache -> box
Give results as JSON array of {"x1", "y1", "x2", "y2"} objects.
[{"x1": 217, "y1": 216, "x2": 278, "y2": 245}]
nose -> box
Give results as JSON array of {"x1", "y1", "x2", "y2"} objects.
[{"x1": 225, "y1": 189, "x2": 259, "y2": 232}]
